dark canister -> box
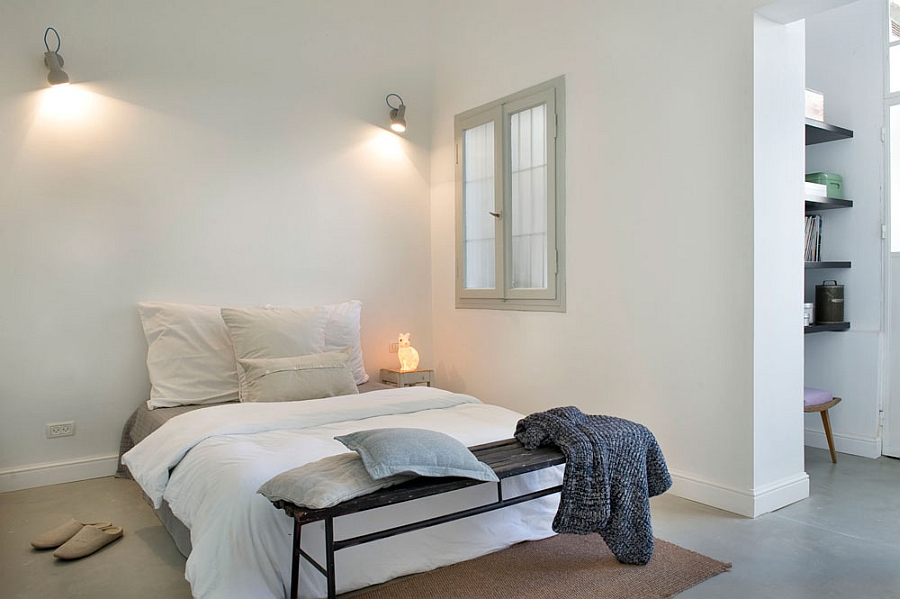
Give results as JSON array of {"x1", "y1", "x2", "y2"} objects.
[{"x1": 815, "y1": 280, "x2": 844, "y2": 323}]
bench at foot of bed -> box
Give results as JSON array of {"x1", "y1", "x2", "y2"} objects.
[{"x1": 271, "y1": 438, "x2": 565, "y2": 599}]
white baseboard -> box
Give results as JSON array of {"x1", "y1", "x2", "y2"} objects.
[
  {"x1": 0, "y1": 454, "x2": 119, "y2": 493},
  {"x1": 804, "y1": 428, "x2": 881, "y2": 459},
  {"x1": 669, "y1": 469, "x2": 809, "y2": 518},
  {"x1": 751, "y1": 472, "x2": 810, "y2": 517}
]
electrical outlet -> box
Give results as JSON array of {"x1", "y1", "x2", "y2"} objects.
[
  {"x1": 388, "y1": 342, "x2": 399, "y2": 353},
  {"x1": 46, "y1": 421, "x2": 75, "y2": 438}
]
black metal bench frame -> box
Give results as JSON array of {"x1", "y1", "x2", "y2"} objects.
[{"x1": 272, "y1": 438, "x2": 564, "y2": 599}]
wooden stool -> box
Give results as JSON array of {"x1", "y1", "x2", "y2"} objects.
[{"x1": 804, "y1": 395, "x2": 841, "y2": 463}]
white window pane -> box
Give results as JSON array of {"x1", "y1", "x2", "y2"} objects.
[
  {"x1": 510, "y1": 112, "x2": 519, "y2": 172},
  {"x1": 532, "y1": 104, "x2": 545, "y2": 165},
  {"x1": 509, "y1": 104, "x2": 548, "y2": 290},
  {"x1": 892, "y1": 44, "x2": 900, "y2": 93},
  {"x1": 892, "y1": 104, "x2": 900, "y2": 252},
  {"x1": 463, "y1": 122, "x2": 495, "y2": 289}
]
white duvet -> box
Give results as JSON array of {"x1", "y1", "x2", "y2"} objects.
[{"x1": 122, "y1": 386, "x2": 561, "y2": 599}]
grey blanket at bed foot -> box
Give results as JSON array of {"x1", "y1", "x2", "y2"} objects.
[{"x1": 514, "y1": 406, "x2": 672, "y2": 565}]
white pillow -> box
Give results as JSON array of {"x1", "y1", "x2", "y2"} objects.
[
  {"x1": 320, "y1": 300, "x2": 369, "y2": 385},
  {"x1": 237, "y1": 351, "x2": 359, "y2": 403},
  {"x1": 138, "y1": 302, "x2": 240, "y2": 410}
]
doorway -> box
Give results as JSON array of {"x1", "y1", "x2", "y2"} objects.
[{"x1": 885, "y1": 8, "x2": 900, "y2": 454}]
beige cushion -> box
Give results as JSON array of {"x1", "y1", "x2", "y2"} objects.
[
  {"x1": 221, "y1": 306, "x2": 329, "y2": 400},
  {"x1": 221, "y1": 305, "x2": 329, "y2": 358},
  {"x1": 221, "y1": 302, "x2": 369, "y2": 400},
  {"x1": 237, "y1": 351, "x2": 359, "y2": 403},
  {"x1": 260, "y1": 300, "x2": 369, "y2": 384}
]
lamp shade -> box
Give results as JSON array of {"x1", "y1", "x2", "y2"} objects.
[
  {"x1": 386, "y1": 94, "x2": 407, "y2": 133},
  {"x1": 44, "y1": 51, "x2": 69, "y2": 86},
  {"x1": 390, "y1": 104, "x2": 407, "y2": 132}
]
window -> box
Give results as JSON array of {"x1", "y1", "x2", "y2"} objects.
[
  {"x1": 454, "y1": 77, "x2": 566, "y2": 311},
  {"x1": 889, "y1": 1, "x2": 900, "y2": 250},
  {"x1": 891, "y1": 0, "x2": 900, "y2": 94}
]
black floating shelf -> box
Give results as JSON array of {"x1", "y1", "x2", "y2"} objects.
[
  {"x1": 805, "y1": 261, "x2": 851, "y2": 269},
  {"x1": 805, "y1": 196, "x2": 853, "y2": 211},
  {"x1": 805, "y1": 119, "x2": 853, "y2": 145},
  {"x1": 804, "y1": 322, "x2": 851, "y2": 334}
]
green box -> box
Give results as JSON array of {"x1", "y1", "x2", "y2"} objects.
[{"x1": 805, "y1": 172, "x2": 843, "y2": 199}]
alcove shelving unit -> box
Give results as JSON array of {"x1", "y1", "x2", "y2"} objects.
[{"x1": 804, "y1": 119, "x2": 853, "y2": 335}]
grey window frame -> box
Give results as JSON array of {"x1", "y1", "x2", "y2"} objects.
[{"x1": 454, "y1": 76, "x2": 567, "y2": 312}]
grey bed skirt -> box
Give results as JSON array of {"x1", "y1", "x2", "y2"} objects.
[{"x1": 146, "y1": 493, "x2": 193, "y2": 558}]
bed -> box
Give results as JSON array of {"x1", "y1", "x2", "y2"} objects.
[
  {"x1": 119, "y1": 300, "x2": 563, "y2": 599},
  {"x1": 115, "y1": 380, "x2": 395, "y2": 556}
]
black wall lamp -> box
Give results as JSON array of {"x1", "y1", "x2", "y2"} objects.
[
  {"x1": 386, "y1": 94, "x2": 406, "y2": 133},
  {"x1": 43, "y1": 27, "x2": 70, "y2": 86}
]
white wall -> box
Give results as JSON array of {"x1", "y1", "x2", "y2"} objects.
[
  {"x1": 753, "y1": 15, "x2": 809, "y2": 515},
  {"x1": 429, "y1": 0, "x2": 774, "y2": 516},
  {"x1": 804, "y1": 0, "x2": 885, "y2": 458},
  {"x1": 0, "y1": 0, "x2": 436, "y2": 490}
]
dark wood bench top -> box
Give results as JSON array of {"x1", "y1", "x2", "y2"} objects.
[{"x1": 274, "y1": 438, "x2": 564, "y2": 525}]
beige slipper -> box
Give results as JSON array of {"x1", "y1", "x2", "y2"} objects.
[
  {"x1": 53, "y1": 525, "x2": 123, "y2": 560},
  {"x1": 31, "y1": 520, "x2": 112, "y2": 549}
]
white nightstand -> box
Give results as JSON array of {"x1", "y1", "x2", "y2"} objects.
[{"x1": 380, "y1": 368, "x2": 434, "y2": 388}]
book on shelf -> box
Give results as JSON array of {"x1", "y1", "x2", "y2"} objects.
[
  {"x1": 804, "y1": 181, "x2": 828, "y2": 199},
  {"x1": 804, "y1": 214, "x2": 822, "y2": 261}
]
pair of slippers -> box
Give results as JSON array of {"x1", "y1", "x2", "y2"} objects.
[{"x1": 31, "y1": 519, "x2": 124, "y2": 560}]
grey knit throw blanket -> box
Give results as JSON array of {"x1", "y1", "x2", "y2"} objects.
[{"x1": 514, "y1": 406, "x2": 672, "y2": 565}]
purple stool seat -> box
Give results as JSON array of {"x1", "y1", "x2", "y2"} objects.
[
  {"x1": 804, "y1": 387, "x2": 833, "y2": 408},
  {"x1": 803, "y1": 387, "x2": 841, "y2": 463}
]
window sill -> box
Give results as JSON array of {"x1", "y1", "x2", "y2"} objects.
[{"x1": 455, "y1": 297, "x2": 566, "y2": 313}]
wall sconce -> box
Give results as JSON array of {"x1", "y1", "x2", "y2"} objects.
[
  {"x1": 43, "y1": 27, "x2": 70, "y2": 86},
  {"x1": 386, "y1": 94, "x2": 406, "y2": 133},
  {"x1": 397, "y1": 333, "x2": 420, "y2": 371}
]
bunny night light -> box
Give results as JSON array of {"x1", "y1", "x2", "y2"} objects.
[{"x1": 397, "y1": 333, "x2": 420, "y2": 372}]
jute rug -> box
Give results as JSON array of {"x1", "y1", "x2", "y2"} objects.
[{"x1": 346, "y1": 535, "x2": 730, "y2": 599}]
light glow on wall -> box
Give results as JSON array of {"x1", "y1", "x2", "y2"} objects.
[
  {"x1": 367, "y1": 127, "x2": 406, "y2": 162},
  {"x1": 37, "y1": 84, "x2": 98, "y2": 126}
]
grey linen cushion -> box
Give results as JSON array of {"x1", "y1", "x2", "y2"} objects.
[
  {"x1": 257, "y1": 453, "x2": 414, "y2": 509},
  {"x1": 237, "y1": 351, "x2": 359, "y2": 403},
  {"x1": 334, "y1": 428, "x2": 499, "y2": 482}
]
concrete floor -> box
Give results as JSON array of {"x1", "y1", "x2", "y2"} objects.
[
  {"x1": 0, "y1": 474, "x2": 192, "y2": 599},
  {"x1": 652, "y1": 448, "x2": 900, "y2": 598},
  {"x1": 1, "y1": 447, "x2": 898, "y2": 599}
]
